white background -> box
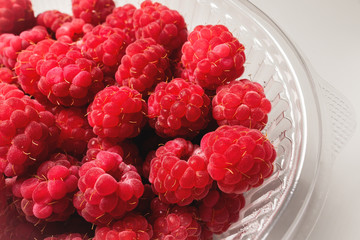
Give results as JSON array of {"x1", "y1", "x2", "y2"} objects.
[{"x1": 250, "y1": 0, "x2": 360, "y2": 239}]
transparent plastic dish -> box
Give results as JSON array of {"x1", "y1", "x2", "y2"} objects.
[{"x1": 30, "y1": 0, "x2": 356, "y2": 239}]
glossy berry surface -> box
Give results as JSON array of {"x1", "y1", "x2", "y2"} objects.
[{"x1": 72, "y1": 0, "x2": 115, "y2": 25}]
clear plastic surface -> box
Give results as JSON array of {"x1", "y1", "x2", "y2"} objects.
[{"x1": 29, "y1": 0, "x2": 356, "y2": 239}]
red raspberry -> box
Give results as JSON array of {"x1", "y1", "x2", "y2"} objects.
[
  {"x1": 134, "y1": 183, "x2": 156, "y2": 216},
  {"x1": 149, "y1": 138, "x2": 212, "y2": 206},
  {"x1": 12, "y1": 153, "x2": 79, "y2": 223},
  {"x1": 37, "y1": 41, "x2": 104, "y2": 107},
  {"x1": 200, "y1": 125, "x2": 276, "y2": 194},
  {"x1": 0, "y1": 0, "x2": 36, "y2": 34},
  {"x1": 15, "y1": 39, "x2": 55, "y2": 103},
  {"x1": 44, "y1": 233, "x2": 89, "y2": 240},
  {"x1": 181, "y1": 24, "x2": 246, "y2": 90},
  {"x1": 115, "y1": 38, "x2": 171, "y2": 94},
  {"x1": 0, "y1": 83, "x2": 60, "y2": 177},
  {"x1": 198, "y1": 187, "x2": 246, "y2": 234},
  {"x1": 105, "y1": 4, "x2": 137, "y2": 43},
  {"x1": 80, "y1": 24, "x2": 130, "y2": 74},
  {"x1": 72, "y1": 0, "x2": 115, "y2": 25},
  {"x1": 212, "y1": 79, "x2": 272, "y2": 130},
  {"x1": 133, "y1": 0, "x2": 188, "y2": 60},
  {"x1": 150, "y1": 198, "x2": 203, "y2": 240},
  {"x1": 56, "y1": 18, "x2": 94, "y2": 43},
  {"x1": 74, "y1": 151, "x2": 144, "y2": 225},
  {"x1": 37, "y1": 10, "x2": 73, "y2": 34},
  {"x1": 87, "y1": 86, "x2": 147, "y2": 140},
  {"x1": 0, "y1": 25, "x2": 49, "y2": 69},
  {"x1": 148, "y1": 78, "x2": 211, "y2": 138},
  {"x1": 0, "y1": 67, "x2": 15, "y2": 84},
  {"x1": 94, "y1": 213, "x2": 153, "y2": 240},
  {"x1": 54, "y1": 106, "x2": 96, "y2": 156}
]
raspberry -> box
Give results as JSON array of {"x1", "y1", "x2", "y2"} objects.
[
  {"x1": 0, "y1": 83, "x2": 60, "y2": 177},
  {"x1": 13, "y1": 153, "x2": 79, "y2": 223},
  {"x1": 149, "y1": 138, "x2": 212, "y2": 206},
  {"x1": 150, "y1": 198, "x2": 203, "y2": 240},
  {"x1": 87, "y1": 86, "x2": 147, "y2": 140},
  {"x1": 200, "y1": 125, "x2": 276, "y2": 194},
  {"x1": 198, "y1": 187, "x2": 246, "y2": 234},
  {"x1": 80, "y1": 24, "x2": 130, "y2": 74},
  {"x1": 0, "y1": 67, "x2": 15, "y2": 83},
  {"x1": 74, "y1": 151, "x2": 144, "y2": 225},
  {"x1": 115, "y1": 38, "x2": 171, "y2": 94},
  {"x1": 0, "y1": 25, "x2": 49, "y2": 69},
  {"x1": 44, "y1": 233, "x2": 88, "y2": 240},
  {"x1": 134, "y1": 183, "x2": 156, "y2": 215},
  {"x1": 72, "y1": 0, "x2": 115, "y2": 25},
  {"x1": 37, "y1": 41, "x2": 104, "y2": 107},
  {"x1": 212, "y1": 79, "x2": 271, "y2": 130},
  {"x1": 56, "y1": 18, "x2": 94, "y2": 43},
  {"x1": 0, "y1": 0, "x2": 36, "y2": 34},
  {"x1": 181, "y1": 24, "x2": 246, "y2": 90},
  {"x1": 148, "y1": 78, "x2": 211, "y2": 138},
  {"x1": 133, "y1": 0, "x2": 188, "y2": 60},
  {"x1": 15, "y1": 39, "x2": 55, "y2": 103},
  {"x1": 94, "y1": 213, "x2": 153, "y2": 240},
  {"x1": 54, "y1": 106, "x2": 95, "y2": 156},
  {"x1": 105, "y1": 4, "x2": 137, "y2": 43},
  {"x1": 37, "y1": 10, "x2": 73, "y2": 34}
]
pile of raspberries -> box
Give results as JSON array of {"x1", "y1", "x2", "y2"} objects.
[{"x1": 0, "y1": 0, "x2": 276, "y2": 239}]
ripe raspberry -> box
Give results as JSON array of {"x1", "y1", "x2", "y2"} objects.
[
  {"x1": 200, "y1": 125, "x2": 276, "y2": 194},
  {"x1": 13, "y1": 153, "x2": 79, "y2": 223},
  {"x1": 198, "y1": 187, "x2": 245, "y2": 234},
  {"x1": 94, "y1": 213, "x2": 153, "y2": 240},
  {"x1": 0, "y1": 0, "x2": 36, "y2": 34},
  {"x1": 148, "y1": 78, "x2": 211, "y2": 138},
  {"x1": 150, "y1": 198, "x2": 203, "y2": 240},
  {"x1": 15, "y1": 39, "x2": 55, "y2": 103},
  {"x1": 105, "y1": 4, "x2": 137, "y2": 43},
  {"x1": 72, "y1": 0, "x2": 115, "y2": 25},
  {"x1": 0, "y1": 83, "x2": 60, "y2": 177},
  {"x1": 134, "y1": 183, "x2": 156, "y2": 216},
  {"x1": 83, "y1": 137, "x2": 143, "y2": 175},
  {"x1": 133, "y1": 0, "x2": 188, "y2": 60},
  {"x1": 87, "y1": 86, "x2": 147, "y2": 140},
  {"x1": 80, "y1": 24, "x2": 130, "y2": 74},
  {"x1": 56, "y1": 18, "x2": 94, "y2": 43},
  {"x1": 0, "y1": 25, "x2": 49, "y2": 69},
  {"x1": 54, "y1": 106, "x2": 95, "y2": 156},
  {"x1": 115, "y1": 38, "x2": 171, "y2": 94},
  {"x1": 74, "y1": 151, "x2": 144, "y2": 225},
  {"x1": 44, "y1": 233, "x2": 89, "y2": 240},
  {"x1": 181, "y1": 24, "x2": 246, "y2": 90},
  {"x1": 37, "y1": 10, "x2": 73, "y2": 34},
  {"x1": 212, "y1": 79, "x2": 271, "y2": 130},
  {"x1": 0, "y1": 67, "x2": 15, "y2": 83},
  {"x1": 37, "y1": 41, "x2": 104, "y2": 107},
  {"x1": 149, "y1": 138, "x2": 212, "y2": 206}
]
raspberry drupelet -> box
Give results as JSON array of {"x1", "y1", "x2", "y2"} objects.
[
  {"x1": 37, "y1": 41, "x2": 104, "y2": 107},
  {"x1": 212, "y1": 79, "x2": 272, "y2": 130},
  {"x1": 37, "y1": 10, "x2": 73, "y2": 34},
  {"x1": 149, "y1": 138, "x2": 213, "y2": 206},
  {"x1": 80, "y1": 24, "x2": 131, "y2": 74},
  {"x1": 0, "y1": 83, "x2": 60, "y2": 177},
  {"x1": 181, "y1": 24, "x2": 246, "y2": 90},
  {"x1": 133, "y1": 0, "x2": 188, "y2": 60},
  {"x1": 73, "y1": 150, "x2": 144, "y2": 225},
  {"x1": 44, "y1": 233, "x2": 88, "y2": 240},
  {"x1": 87, "y1": 85, "x2": 147, "y2": 140},
  {"x1": 0, "y1": 0, "x2": 36, "y2": 35},
  {"x1": 56, "y1": 18, "x2": 94, "y2": 43},
  {"x1": 72, "y1": 0, "x2": 115, "y2": 25},
  {"x1": 93, "y1": 213, "x2": 153, "y2": 240},
  {"x1": 200, "y1": 125, "x2": 276, "y2": 194},
  {"x1": 148, "y1": 78, "x2": 211, "y2": 138},
  {"x1": 12, "y1": 153, "x2": 80, "y2": 223},
  {"x1": 0, "y1": 67, "x2": 15, "y2": 84},
  {"x1": 115, "y1": 38, "x2": 171, "y2": 95}
]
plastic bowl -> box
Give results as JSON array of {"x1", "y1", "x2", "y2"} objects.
[{"x1": 30, "y1": 0, "x2": 356, "y2": 239}]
